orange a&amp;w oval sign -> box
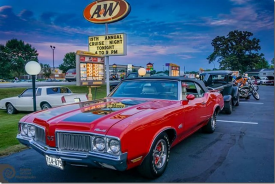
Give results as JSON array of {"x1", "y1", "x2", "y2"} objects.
[{"x1": 83, "y1": 0, "x2": 131, "y2": 24}]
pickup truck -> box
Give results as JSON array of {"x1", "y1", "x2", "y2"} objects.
[
  {"x1": 0, "y1": 86, "x2": 88, "y2": 114},
  {"x1": 200, "y1": 70, "x2": 239, "y2": 114}
]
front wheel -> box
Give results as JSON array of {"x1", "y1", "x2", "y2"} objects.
[
  {"x1": 6, "y1": 103, "x2": 17, "y2": 114},
  {"x1": 252, "y1": 90, "x2": 260, "y2": 100},
  {"x1": 138, "y1": 132, "x2": 170, "y2": 179}
]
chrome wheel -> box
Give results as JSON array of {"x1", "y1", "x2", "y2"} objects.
[
  {"x1": 153, "y1": 139, "x2": 167, "y2": 169},
  {"x1": 211, "y1": 114, "x2": 216, "y2": 130},
  {"x1": 6, "y1": 103, "x2": 16, "y2": 114}
]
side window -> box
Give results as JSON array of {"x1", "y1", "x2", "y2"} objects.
[
  {"x1": 36, "y1": 88, "x2": 42, "y2": 96},
  {"x1": 47, "y1": 87, "x2": 60, "y2": 94},
  {"x1": 184, "y1": 82, "x2": 198, "y2": 97},
  {"x1": 21, "y1": 89, "x2": 33, "y2": 97},
  {"x1": 195, "y1": 83, "x2": 205, "y2": 98}
]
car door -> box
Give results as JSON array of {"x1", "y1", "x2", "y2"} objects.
[
  {"x1": 179, "y1": 81, "x2": 207, "y2": 138},
  {"x1": 16, "y1": 88, "x2": 35, "y2": 111}
]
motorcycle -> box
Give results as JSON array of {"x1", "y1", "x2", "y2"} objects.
[{"x1": 235, "y1": 76, "x2": 260, "y2": 100}]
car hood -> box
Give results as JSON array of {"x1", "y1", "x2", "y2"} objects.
[{"x1": 21, "y1": 98, "x2": 178, "y2": 144}]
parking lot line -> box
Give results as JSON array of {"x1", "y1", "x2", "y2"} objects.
[
  {"x1": 239, "y1": 102, "x2": 264, "y2": 105},
  {"x1": 217, "y1": 120, "x2": 258, "y2": 124}
]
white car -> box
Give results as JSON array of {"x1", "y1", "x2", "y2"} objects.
[
  {"x1": 260, "y1": 76, "x2": 274, "y2": 85},
  {"x1": 0, "y1": 86, "x2": 88, "y2": 114}
]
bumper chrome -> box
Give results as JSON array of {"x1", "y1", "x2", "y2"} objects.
[{"x1": 16, "y1": 134, "x2": 128, "y2": 171}]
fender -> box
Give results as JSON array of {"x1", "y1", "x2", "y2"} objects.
[{"x1": 223, "y1": 95, "x2": 232, "y2": 102}]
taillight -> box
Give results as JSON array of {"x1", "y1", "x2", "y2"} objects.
[
  {"x1": 86, "y1": 94, "x2": 88, "y2": 100},
  {"x1": 61, "y1": 96, "x2": 66, "y2": 103},
  {"x1": 72, "y1": 72, "x2": 76, "y2": 75}
]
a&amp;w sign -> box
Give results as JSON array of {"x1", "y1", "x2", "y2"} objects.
[{"x1": 83, "y1": 0, "x2": 131, "y2": 24}]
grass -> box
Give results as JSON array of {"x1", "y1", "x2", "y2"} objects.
[{"x1": 0, "y1": 85, "x2": 107, "y2": 156}]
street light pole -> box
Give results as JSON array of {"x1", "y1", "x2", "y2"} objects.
[{"x1": 50, "y1": 45, "x2": 55, "y2": 79}]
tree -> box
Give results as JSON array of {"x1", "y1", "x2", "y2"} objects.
[
  {"x1": 207, "y1": 30, "x2": 264, "y2": 73},
  {"x1": 254, "y1": 58, "x2": 270, "y2": 69},
  {"x1": 40, "y1": 63, "x2": 52, "y2": 79},
  {"x1": 0, "y1": 44, "x2": 12, "y2": 78},
  {"x1": 59, "y1": 52, "x2": 76, "y2": 73},
  {"x1": 5, "y1": 39, "x2": 39, "y2": 77}
]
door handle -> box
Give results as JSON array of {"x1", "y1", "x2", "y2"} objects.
[{"x1": 201, "y1": 102, "x2": 206, "y2": 105}]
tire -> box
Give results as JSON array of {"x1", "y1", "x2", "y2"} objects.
[
  {"x1": 224, "y1": 100, "x2": 232, "y2": 114},
  {"x1": 252, "y1": 90, "x2": 260, "y2": 100},
  {"x1": 6, "y1": 103, "x2": 17, "y2": 114},
  {"x1": 202, "y1": 111, "x2": 217, "y2": 133},
  {"x1": 41, "y1": 103, "x2": 52, "y2": 110},
  {"x1": 254, "y1": 85, "x2": 259, "y2": 91},
  {"x1": 235, "y1": 93, "x2": 240, "y2": 106},
  {"x1": 138, "y1": 132, "x2": 170, "y2": 179}
]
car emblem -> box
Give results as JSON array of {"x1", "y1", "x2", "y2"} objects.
[
  {"x1": 47, "y1": 136, "x2": 54, "y2": 141},
  {"x1": 94, "y1": 128, "x2": 106, "y2": 132}
]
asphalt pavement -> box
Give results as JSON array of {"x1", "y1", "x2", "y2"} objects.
[{"x1": 0, "y1": 85, "x2": 274, "y2": 182}]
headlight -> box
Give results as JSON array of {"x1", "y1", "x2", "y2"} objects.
[
  {"x1": 21, "y1": 124, "x2": 28, "y2": 136},
  {"x1": 28, "y1": 125, "x2": 35, "y2": 137},
  {"x1": 109, "y1": 139, "x2": 120, "y2": 154},
  {"x1": 94, "y1": 137, "x2": 105, "y2": 151}
]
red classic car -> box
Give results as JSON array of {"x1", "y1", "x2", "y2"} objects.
[{"x1": 17, "y1": 77, "x2": 224, "y2": 178}]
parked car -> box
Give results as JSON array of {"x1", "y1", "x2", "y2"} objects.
[
  {"x1": 200, "y1": 70, "x2": 239, "y2": 114},
  {"x1": 16, "y1": 76, "x2": 224, "y2": 178},
  {"x1": 251, "y1": 76, "x2": 261, "y2": 85},
  {"x1": 0, "y1": 86, "x2": 88, "y2": 114},
  {"x1": 65, "y1": 68, "x2": 76, "y2": 82},
  {"x1": 260, "y1": 76, "x2": 274, "y2": 85}
]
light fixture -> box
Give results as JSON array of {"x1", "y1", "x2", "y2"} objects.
[{"x1": 138, "y1": 68, "x2": 146, "y2": 77}]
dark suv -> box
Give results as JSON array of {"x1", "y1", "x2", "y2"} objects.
[{"x1": 200, "y1": 70, "x2": 239, "y2": 114}]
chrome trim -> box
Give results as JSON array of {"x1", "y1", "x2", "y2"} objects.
[
  {"x1": 19, "y1": 122, "x2": 46, "y2": 144},
  {"x1": 16, "y1": 134, "x2": 128, "y2": 171},
  {"x1": 55, "y1": 130, "x2": 121, "y2": 155}
]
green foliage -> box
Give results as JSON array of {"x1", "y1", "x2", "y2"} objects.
[
  {"x1": 40, "y1": 63, "x2": 52, "y2": 78},
  {"x1": 150, "y1": 70, "x2": 156, "y2": 75},
  {"x1": 59, "y1": 52, "x2": 76, "y2": 73},
  {"x1": 0, "y1": 44, "x2": 12, "y2": 79},
  {"x1": 254, "y1": 58, "x2": 270, "y2": 69},
  {"x1": 5, "y1": 39, "x2": 39, "y2": 77},
  {"x1": 207, "y1": 30, "x2": 265, "y2": 73}
]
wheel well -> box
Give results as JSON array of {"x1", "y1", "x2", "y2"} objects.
[
  {"x1": 40, "y1": 102, "x2": 50, "y2": 108},
  {"x1": 164, "y1": 128, "x2": 177, "y2": 144},
  {"x1": 215, "y1": 106, "x2": 221, "y2": 114}
]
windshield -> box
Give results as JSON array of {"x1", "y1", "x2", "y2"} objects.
[{"x1": 111, "y1": 80, "x2": 178, "y2": 100}]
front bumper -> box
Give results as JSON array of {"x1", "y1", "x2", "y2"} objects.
[{"x1": 17, "y1": 134, "x2": 128, "y2": 171}]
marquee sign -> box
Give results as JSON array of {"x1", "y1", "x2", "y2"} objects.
[
  {"x1": 89, "y1": 33, "x2": 127, "y2": 56},
  {"x1": 83, "y1": 0, "x2": 131, "y2": 24}
]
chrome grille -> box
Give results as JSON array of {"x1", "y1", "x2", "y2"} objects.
[
  {"x1": 34, "y1": 126, "x2": 45, "y2": 144},
  {"x1": 57, "y1": 133, "x2": 91, "y2": 152}
]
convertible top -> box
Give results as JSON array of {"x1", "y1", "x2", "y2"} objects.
[{"x1": 124, "y1": 76, "x2": 209, "y2": 92}]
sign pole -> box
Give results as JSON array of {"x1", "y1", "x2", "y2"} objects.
[{"x1": 105, "y1": 23, "x2": 110, "y2": 95}]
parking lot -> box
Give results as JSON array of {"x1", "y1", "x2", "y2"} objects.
[{"x1": 0, "y1": 85, "x2": 273, "y2": 182}]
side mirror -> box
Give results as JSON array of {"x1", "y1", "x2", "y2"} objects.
[
  {"x1": 181, "y1": 94, "x2": 195, "y2": 105},
  {"x1": 186, "y1": 94, "x2": 195, "y2": 100}
]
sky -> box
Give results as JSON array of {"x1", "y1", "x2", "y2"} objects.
[{"x1": 0, "y1": 0, "x2": 274, "y2": 73}]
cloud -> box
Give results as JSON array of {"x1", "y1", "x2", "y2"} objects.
[
  {"x1": 230, "y1": 0, "x2": 251, "y2": 5},
  {"x1": 19, "y1": 10, "x2": 34, "y2": 20}
]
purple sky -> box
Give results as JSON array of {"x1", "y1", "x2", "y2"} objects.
[{"x1": 0, "y1": 0, "x2": 273, "y2": 72}]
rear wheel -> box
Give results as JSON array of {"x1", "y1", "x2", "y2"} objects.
[
  {"x1": 41, "y1": 103, "x2": 52, "y2": 110},
  {"x1": 138, "y1": 132, "x2": 170, "y2": 179},
  {"x1": 202, "y1": 111, "x2": 217, "y2": 133},
  {"x1": 235, "y1": 93, "x2": 240, "y2": 106},
  {"x1": 6, "y1": 103, "x2": 17, "y2": 114},
  {"x1": 224, "y1": 100, "x2": 232, "y2": 114}
]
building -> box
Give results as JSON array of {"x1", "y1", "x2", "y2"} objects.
[{"x1": 247, "y1": 69, "x2": 274, "y2": 77}]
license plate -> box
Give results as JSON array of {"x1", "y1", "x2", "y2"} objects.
[{"x1": 45, "y1": 155, "x2": 64, "y2": 170}]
